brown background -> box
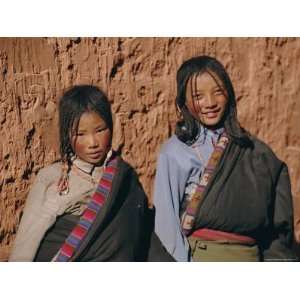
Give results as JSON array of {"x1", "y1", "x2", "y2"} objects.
[{"x1": 0, "y1": 37, "x2": 299, "y2": 261}]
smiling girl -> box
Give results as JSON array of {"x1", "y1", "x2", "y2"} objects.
[
  {"x1": 153, "y1": 56, "x2": 296, "y2": 262},
  {"x1": 9, "y1": 85, "x2": 152, "y2": 262}
]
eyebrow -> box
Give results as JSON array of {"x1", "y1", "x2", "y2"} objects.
[
  {"x1": 95, "y1": 123, "x2": 107, "y2": 129},
  {"x1": 192, "y1": 86, "x2": 224, "y2": 94},
  {"x1": 77, "y1": 124, "x2": 107, "y2": 132}
]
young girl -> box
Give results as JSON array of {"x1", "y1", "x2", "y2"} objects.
[
  {"x1": 153, "y1": 56, "x2": 297, "y2": 262},
  {"x1": 9, "y1": 85, "x2": 151, "y2": 262}
]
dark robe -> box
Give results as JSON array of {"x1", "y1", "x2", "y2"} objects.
[
  {"x1": 35, "y1": 157, "x2": 173, "y2": 262},
  {"x1": 193, "y1": 136, "x2": 296, "y2": 261}
]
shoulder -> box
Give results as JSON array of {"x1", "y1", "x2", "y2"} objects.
[
  {"x1": 35, "y1": 162, "x2": 62, "y2": 185},
  {"x1": 249, "y1": 135, "x2": 281, "y2": 162},
  {"x1": 22, "y1": 162, "x2": 63, "y2": 214},
  {"x1": 116, "y1": 156, "x2": 140, "y2": 183},
  {"x1": 116, "y1": 156, "x2": 147, "y2": 199},
  {"x1": 248, "y1": 135, "x2": 284, "y2": 176},
  {"x1": 159, "y1": 135, "x2": 189, "y2": 158},
  {"x1": 116, "y1": 156, "x2": 133, "y2": 173}
]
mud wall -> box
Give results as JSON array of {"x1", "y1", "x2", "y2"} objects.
[{"x1": 1, "y1": 37, "x2": 300, "y2": 260}]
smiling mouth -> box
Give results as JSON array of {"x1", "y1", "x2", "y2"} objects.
[{"x1": 203, "y1": 109, "x2": 221, "y2": 118}]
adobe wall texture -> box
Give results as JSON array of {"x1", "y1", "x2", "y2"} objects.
[{"x1": 1, "y1": 37, "x2": 299, "y2": 260}]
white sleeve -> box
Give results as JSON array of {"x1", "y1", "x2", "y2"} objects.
[{"x1": 9, "y1": 170, "x2": 57, "y2": 262}]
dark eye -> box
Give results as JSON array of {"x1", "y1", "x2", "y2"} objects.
[
  {"x1": 193, "y1": 94, "x2": 203, "y2": 101},
  {"x1": 76, "y1": 132, "x2": 84, "y2": 136},
  {"x1": 214, "y1": 89, "x2": 224, "y2": 95},
  {"x1": 96, "y1": 127, "x2": 107, "y2": 133}
]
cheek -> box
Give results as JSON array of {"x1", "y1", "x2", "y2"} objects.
[
  {"x1": 71, "y1": 137, "x2": 86, "y2": 153},
  {"x1": 217, "y1": 96, "x2": 228, "y2": 110},
  {"x1": 100, "y1": 131, "x2": 112, "y2": 148},
  {"x1": 187, "y1": 99, "x2": 201, "y2": 115},
  {"x1": 91, "y1": 130, "x2": 112, "y2": 150}
]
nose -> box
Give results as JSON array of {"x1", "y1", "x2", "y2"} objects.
[
  {"x1": 205, "y1": 94, "x2": 217, "y2": 108},
  {"x1": 87, "y1": 134, "x2": 99, "y2": 148}
]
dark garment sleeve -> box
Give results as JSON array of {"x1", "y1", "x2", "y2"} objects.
[
  {"x1": 146, "y1": 206, "x2": 176, "y2": 262},
  {"x1": 263, "y1": 163, "x2": 297, "y2": 261},
  {"x1": 126, "y1": 170, "x2": 175, "y2": 262},
  {"x1": 147, "y1": 232, "x2": 176, "y2": 262}
]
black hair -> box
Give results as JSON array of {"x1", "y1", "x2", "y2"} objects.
[
  {"x1": 58, "y1": 85, "x2": 113, "y2": 163},
  {"x1": 175, "y1": 55, "x2": 251, "y2": 146}
]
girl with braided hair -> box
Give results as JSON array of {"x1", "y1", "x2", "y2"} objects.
[{"x1": 9, "y1": 85, "x2": 153, "y2": 261}]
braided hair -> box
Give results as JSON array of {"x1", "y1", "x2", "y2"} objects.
[{"x1": 57, "y1": 85, "x2": 113, "y2": 194}]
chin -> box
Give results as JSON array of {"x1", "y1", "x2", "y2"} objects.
[
  {"x1": 84, "y1": 156, "x2": 106, "y2": 165},
  {"x1": 202, "y1": 118, "x2": 222, "y2": 128}
]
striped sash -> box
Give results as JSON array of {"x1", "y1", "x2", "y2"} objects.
[
  {"x1": 191, "y1": 228, "x2": 256, "y2": 245},
  {"x1": 181, "y1": 132, "x2": 229, "y2": 236},
  {"x1": 53, "y1": 156, "x2": 118, "y2": 262}
]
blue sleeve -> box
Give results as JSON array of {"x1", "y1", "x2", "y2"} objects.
[{"x1": 153, "y1": 150, "x2": 190, "y2": 261}]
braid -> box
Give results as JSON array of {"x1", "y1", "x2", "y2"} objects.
[{"x1": 57, "y1": 106, "x2": 75, "y2": 195}]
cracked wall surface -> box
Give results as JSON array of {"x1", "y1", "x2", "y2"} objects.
[{"x1": 0, "y1": 37, "x2": 300, "y2": 260}]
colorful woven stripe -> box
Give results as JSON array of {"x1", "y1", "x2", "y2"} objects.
[
  {"x1": 54, "y1": 156, "x2": 118, "y2": 262},
  {"x1": 181, "y1": 132, "x2": 229, "y2": 236}
]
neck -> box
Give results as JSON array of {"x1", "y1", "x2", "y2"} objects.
[
  {"x1": 198, "y1": 122, "x2": 224, "y2": 134},
  {"x1": 71, "y1": 149, "x2": 113, "y2": 174},
  {"x1": 72, "y1": 157, "x2": 95, "y2": 175},
  {"x1": 202, "y1": 122, "x2": 224, "y2": 131}
]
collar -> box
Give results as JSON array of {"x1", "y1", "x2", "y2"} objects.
[
  {"x1": 72, "y1": 157, "x2": 95, "y2": 174},
  {"x1": 193, "y1": 123, "x2": 225, "y2": 146}
]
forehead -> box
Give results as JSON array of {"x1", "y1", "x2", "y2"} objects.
[
  {"x1": 187, "y1": 71, "x2": 223, "y2": 90},
  {"x1": 77, "y1": 111, "x2": 106, "y2": 129}
]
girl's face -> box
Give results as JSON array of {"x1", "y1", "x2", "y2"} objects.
[
  {"x1": 71, "y1": 111, "x2": 112, "y2": 165},
  {"x1": 185, "y1": 71, "x2": 228, "y2": 128}
]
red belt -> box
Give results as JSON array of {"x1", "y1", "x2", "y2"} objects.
[{"x1": 191, "y1": 228, "x2": 256, "y2": 245}]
